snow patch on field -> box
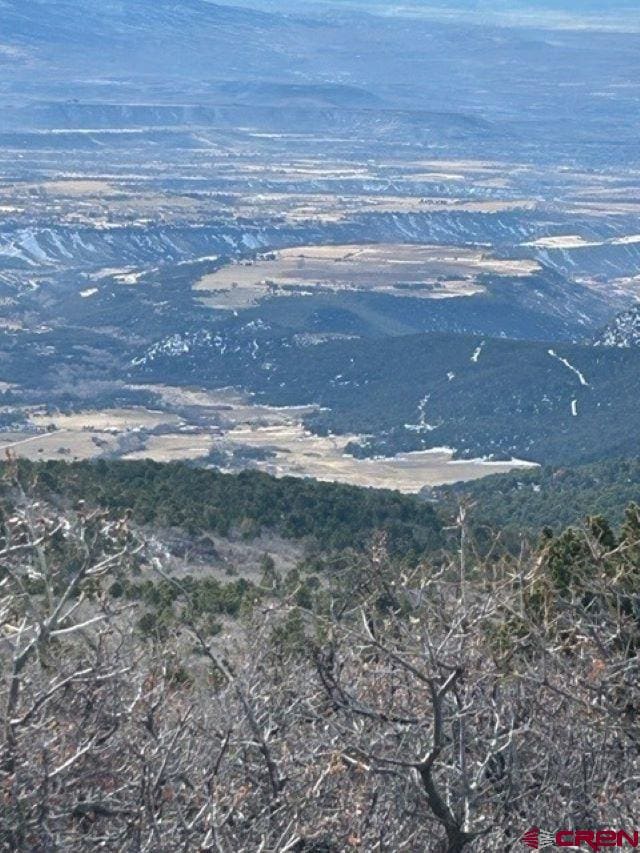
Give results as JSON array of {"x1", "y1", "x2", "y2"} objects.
[{"x1": 449, "y1": 456, "x2": 539, "y2": 468}]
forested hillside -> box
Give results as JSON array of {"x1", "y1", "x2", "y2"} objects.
[
  {"x1": 441, "y1": 456, "x2": 640, "y2": 535},
  {"x1": 2, "y1": 458, "x2": 640, "y2": 850},
  {"x1": 133, "y1": 330, "x2": 640, "y2": 465},
  {"x1": 14, "y1": 458, "x2": 443, "y2": 554}
]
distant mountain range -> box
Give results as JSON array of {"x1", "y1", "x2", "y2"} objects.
[
  {"x1": 351, "y1": 0, "x2": 639, "y2": 12},
  {"x1": 229, "y1": 0, "x2": 640, "y2": 30},
  {"x1": 6, "y1": 7, "x2": 640, "y2": 131},
  {"x1": 0, "y1": 0, "x2": 318, "y2": 84}
]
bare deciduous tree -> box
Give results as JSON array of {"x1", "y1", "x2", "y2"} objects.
[{"x1": 1, "y1": 479, "x2": 640, "y2": 851}]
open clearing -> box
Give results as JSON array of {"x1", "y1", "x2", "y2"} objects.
[
  {"x1": 0, "y1": 390, "x2": 535, "y2": 492},
  {"x1": 123, "y1": 433, "x2": 216, "y2": 463},
  {"x1": 41, "y1": 180, "x2": 118, "y2": 196},
  {"x1": 0, "y1": 429, "x2": 120, "y2": 461},
  {"x1": 195, "y1": 243, "x2": 539, "y2": 310},
  {"x1": 131, "y1": 387, "x2": 536, "y2": 491},
  {"x1": 219, "y1": 421, "x2": 533, "y2": 492},
  {"x1": 29, "y1": 407, "x2": 181, "y2": 432}
]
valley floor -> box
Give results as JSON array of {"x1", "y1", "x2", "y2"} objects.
[{"x1": 0, "y1": 387, "x2": 533, "y2": 492}]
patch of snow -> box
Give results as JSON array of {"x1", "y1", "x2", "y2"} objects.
[
  {"x1": 595, "y1": 306, "x2": 640, "y2": 348},
  {"x1": 523, "y1": 235, "x2": 599, "y2": 250},
  {"x1": 548, "y1": 349, "x2": 589, "y2": 386},
  {"x1": 16, "y1": 230, "x2": 53, "y2": 264},
  {"x1": 449, "y1": 456, "x2": 539, "y2": 468},
  {"x1": 471, "y1": 341, "x2": 485, "y2": 363},
  {"x1": 612, "y1": 235, "x2": 640, "y2": 246},
  {"x1": 132, "y1": 330, "x2": 214, "y2": 366},
  {"x1": 114, "y1": 271, "x2": 143, "y2": 285},
  {"x1": 404, "y1": 393, "x2": 440, "y2": 433}
]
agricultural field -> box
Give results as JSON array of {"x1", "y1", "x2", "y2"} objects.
[{"x1": 194, "y1": 243, "x2": 539, "y2": 309}]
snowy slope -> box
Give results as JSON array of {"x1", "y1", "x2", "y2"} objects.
[{"x1": 595, "y1": 305, "x2": 640, "y2": 348}]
